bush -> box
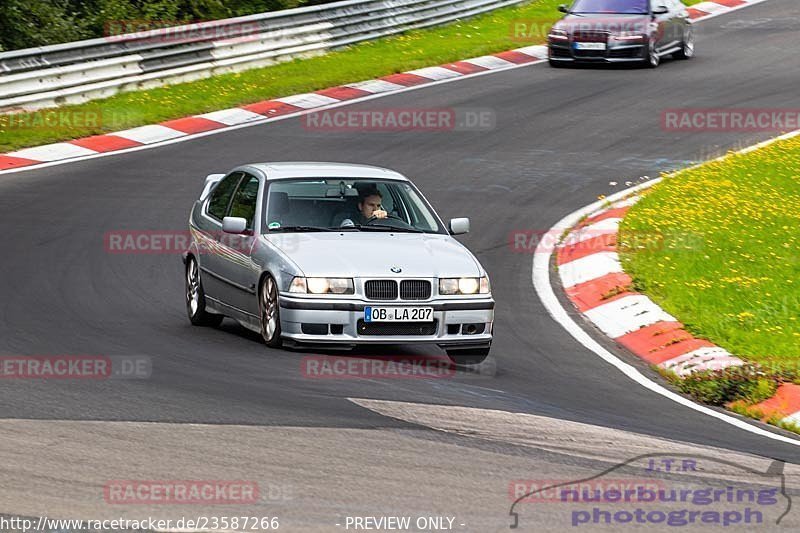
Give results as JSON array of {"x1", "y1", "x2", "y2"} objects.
[
  {"x1": 0, "y1": 0, "x2": 339, "y2": 52},
  {"x1": 0, "y1": 0, "x2": 91, "y2": 52}
]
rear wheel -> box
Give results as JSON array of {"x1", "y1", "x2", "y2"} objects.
[
  {"x1": 185, "y1": 256, "x2": 223, "y2": 327},
  {"x1": 673, "y1": 27, "x2": 695, "y2": 59},
  {"x1": 259, "y1": 274, "x2": 282, "y2": 348}
]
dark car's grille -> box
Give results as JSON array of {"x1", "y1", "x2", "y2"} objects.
[
  {"x1": 572, "y1": 31, "x2": 609, "y2": 58},
  {"x1": 357, "y1": 320, "x2": 438, "y2": 336},
  {"x1": 399, "y1": 280, "x2": 431, "y2": 300},
  {"x1": 573, "y1": 30, "x2": 608, "y2": 43},
  {"x1": 574, "y1": 48, "x2": 607, "y2": 58},
  {"x1": 364, "y1": 280, "x2": 398, "y2": 300}
]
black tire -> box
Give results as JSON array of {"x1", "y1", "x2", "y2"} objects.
[
  {"x1": 673, "y1": 27, "x2": 695, "y2": 59},
  {"x1": 446, "y1": 345, "x2": 490, "y2": 366},
  {"x1": 643, "y1": 37, "x2": 660, "y2": 68},
  {"x1": 259, "y1": 274, "x2": 283, "y2": 348},
  {"x1": 185, "y1": 256, "x2": 224, "y2": 327}
]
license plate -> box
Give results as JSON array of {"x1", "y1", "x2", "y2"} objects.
[
  {"x1": 364, "y1": 306, "x2": 433, "y2": 322},
  {"x1": 574, "y1": 42, "x2": 606, "y2": 50}
]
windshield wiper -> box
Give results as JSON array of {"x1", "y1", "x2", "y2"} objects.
[
  {"x1": 269, "y1": 225, "x2": 335, "y2": 232},
  {"x1": 355, "y1": 224, "x2": 424, "y2": 233}
]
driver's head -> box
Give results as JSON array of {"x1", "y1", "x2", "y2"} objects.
[{"x1": 358, "y1": 187, "x2": 382, "y2": 219}]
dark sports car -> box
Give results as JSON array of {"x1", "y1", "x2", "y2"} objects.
[{"x1": 548, "y1": 0, "x2": 694, "y2": 67}]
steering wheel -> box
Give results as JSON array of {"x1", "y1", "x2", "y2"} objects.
[
  {"x1": 364, "y1": 213, "x2": 403, "y2": 224},
  {"x1": 364, "y1": 213, "x2": 413, "y2": 229}
]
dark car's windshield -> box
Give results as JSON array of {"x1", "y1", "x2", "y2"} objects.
[
  {"x1": 263, "y1": 178, "x2": 446, "y2": 234},
  {"x1": 569, "y1": 0, "x2": 650, "y2": 14}
]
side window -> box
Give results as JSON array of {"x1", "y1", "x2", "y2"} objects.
[
  {"x1": 375, "y1": 183, "x2": 395, "y2": 215},
  {"x1": 228, "y1": 174, "x2": 260, "y2": 230},
  {"x1": 207, "y1": 172, "x2": 243, "y2": 220}
]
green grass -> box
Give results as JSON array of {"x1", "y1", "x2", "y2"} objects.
[
  {"x1": 620, "y1": 135, "x2": 800, "y2": 369},
  {"x1": 0, "y1": 0, "x2": 566, "y2": 152}
]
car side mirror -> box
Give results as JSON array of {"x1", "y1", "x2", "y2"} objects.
[
  {"x1": 558, "y1": 4, "x2": 569, "y2": 13},
  {"x1": 652, "y1": 5, "x2": 669, "y2": 15},
  {"x1": 449, "y1": 218, "x2": 470, "y2": 235},
  {"x1": 222, "y1": 216, "x2": 248, "y2": 234}
]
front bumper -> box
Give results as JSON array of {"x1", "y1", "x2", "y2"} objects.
[
  {"x1": 278, "y1": 295, "x2": 494, "y2": 346},
  {"x1": 549, "y1": 41, "x2": 645, "y2": 62}
]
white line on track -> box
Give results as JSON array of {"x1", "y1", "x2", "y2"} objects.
[{"x1": 532, "y1": 129, "x2": 800, "y2": 448}]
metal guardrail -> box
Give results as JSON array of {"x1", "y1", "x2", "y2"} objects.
[{"x1": 0, "y1": 0, "x2": 527, "y2": 112}]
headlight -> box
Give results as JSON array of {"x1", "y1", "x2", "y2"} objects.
[
  {"x1": 613, "y1": 31, "x2": 645, "y2": 40},
  {"x1": 439, "y1": 277, "x2": 490, "y2": 295},
  {"x1": 289, "y1": 277, "x2": 354, "y2": 294},
  {"x1": 549, "y1": 28, "x2": 569, "y2": 40},
  {"x1": 480, "y1": 276, "x2": 490, "y2": 294}
]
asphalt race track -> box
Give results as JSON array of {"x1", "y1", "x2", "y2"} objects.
[{"x1": 1, "y1": 0, "x2": 799, "y2": 528}]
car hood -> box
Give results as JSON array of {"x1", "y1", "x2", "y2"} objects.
[
  {"x1": 554, "y1": 14, "x2": 650, "y2": 34},
  {"x1": 264, "y1": 232, "x2": 482, "y2": 278}
]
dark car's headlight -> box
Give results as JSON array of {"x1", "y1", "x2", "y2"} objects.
[
  {"x1": 289, "y1": 277, "x2": 354, "y2": 294},
  {"x1": 613, "y1": 31, "x2": 646, "y2": 41},
  {"x1": 439, "y1": 277, "x2": 490, "y2": 295},
  {"x1": 548, "y1": 28, "x2": 569, "y2": 40}
]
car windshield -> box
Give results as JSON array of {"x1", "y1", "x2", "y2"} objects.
[
  {"x1": 263, "y1": 178, "x2": 445, "y2": 234},
  {"x1": 569, "y1": 0, "x2": 649, "y2": 14}
]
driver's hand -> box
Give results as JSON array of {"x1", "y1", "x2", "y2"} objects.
[{"x1": 374, "y1": 209, "x2": 388, "y2": 219}]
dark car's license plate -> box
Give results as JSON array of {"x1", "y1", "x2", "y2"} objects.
[{"x1": 574, "y1": 42, "x2": 606, "y2": 50}]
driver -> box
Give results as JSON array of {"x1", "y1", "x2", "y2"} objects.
[
  {"x1": 356, "y1": 187, "x2": 387, "y2": 223},
  {"x1": 336, "y1": 186, "x2": 388, "y2": 227}
]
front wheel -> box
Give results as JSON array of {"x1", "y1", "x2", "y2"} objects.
[
  {"x1": 673, "y1": 27, "x2": 695, "y2": 59},
  {"x1": 644, "y1": 38, "x2": 660, "y2": 68},
  {"x1": 259, "y1": 274, "x2": 282, "y2": 348},
  {"x1": 185, "y1": 256, "x2": 223, "y2": 327}
]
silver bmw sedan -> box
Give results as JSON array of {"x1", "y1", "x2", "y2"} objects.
[{"x1": 183, "y1": 162, "x2": 494, "y2": 365}]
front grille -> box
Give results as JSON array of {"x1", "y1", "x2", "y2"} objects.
[
  {"x1": 357, "y1": 319, "x2": 438, "y2": 336},
  {"x1": 364, "y1": 280, "x2": 398, "y2": 300},
  {"x1": 550, "y1": 46, "x2": 571, "y2": 58},
  {"x1": 573, "y1": 30, "x2": 609, "y2": 59},
  {"x1": 364, "y1": 279, "x2": 432, "y2": 300},
  {"x1": 574, "y1": 48, "x2": 607, "y2": 58},
  {"x1": 400, "y1": 280, "x2": 431, "y2": 300},
  {"x1": 573, "y1": 30, "x2": 608, "y2": 43}
]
